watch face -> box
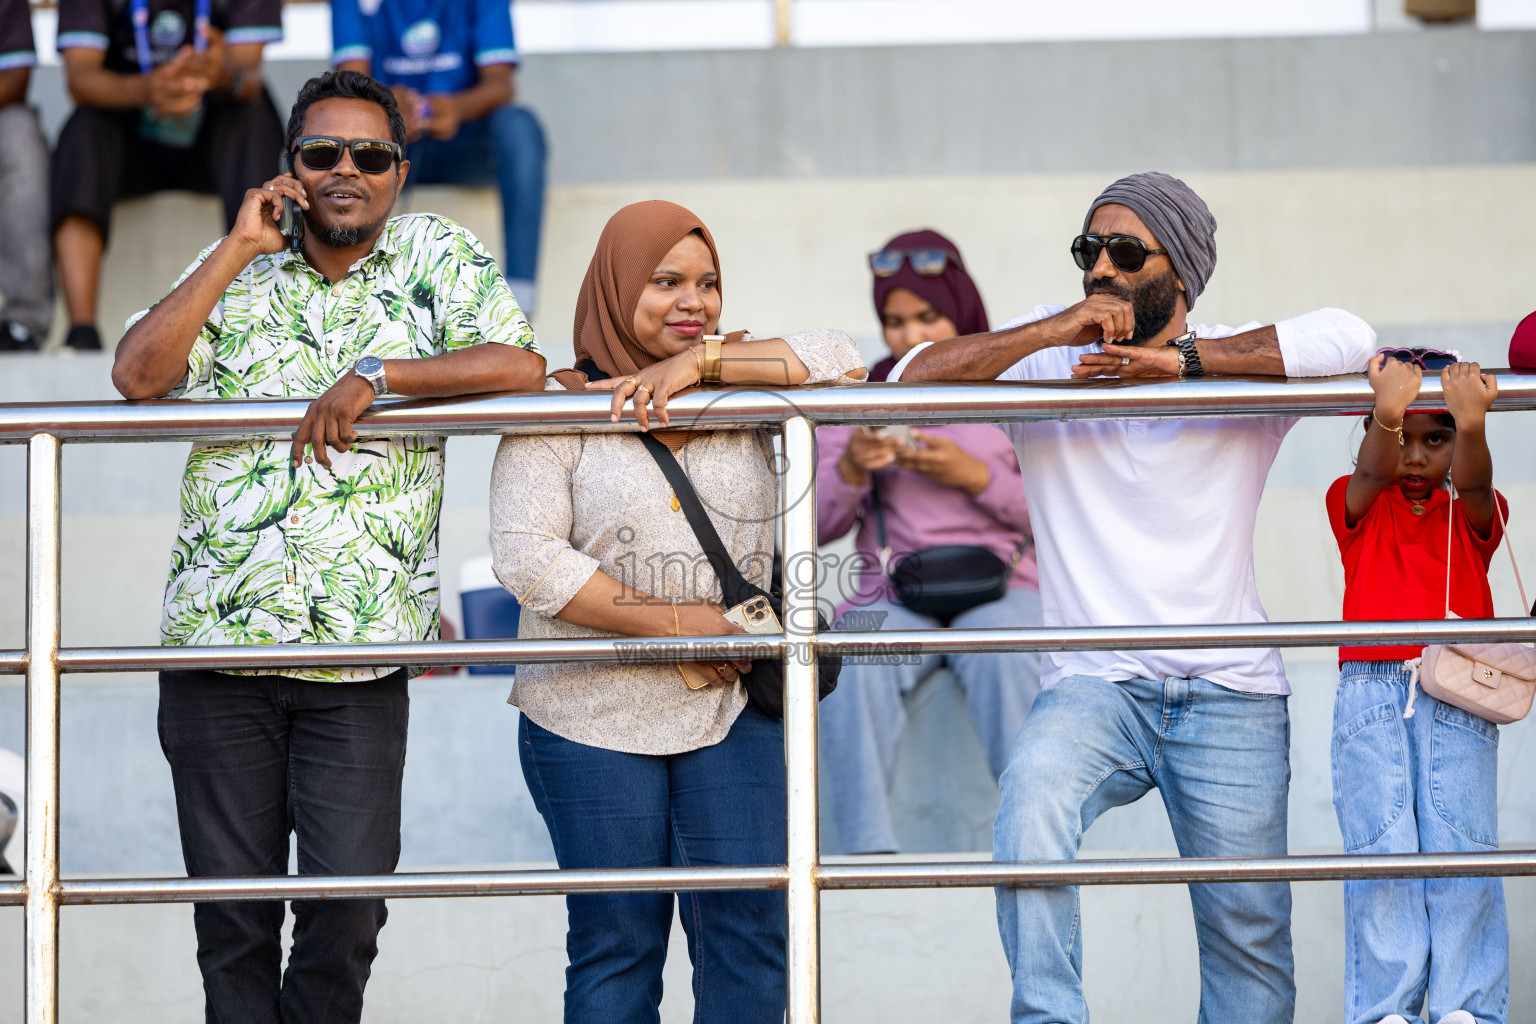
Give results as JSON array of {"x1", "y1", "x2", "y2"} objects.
[{"x1": 356, "y1": 356, "x2": 384, "y2": 376}]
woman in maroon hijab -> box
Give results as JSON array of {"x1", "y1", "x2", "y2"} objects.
[{"x1": 816, "y1": 229, "x2": 1044, "y2": 854}]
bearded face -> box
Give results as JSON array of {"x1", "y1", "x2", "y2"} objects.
[{"x1": 1083, "y1": 266, "x2": 1180, "y2": 345}]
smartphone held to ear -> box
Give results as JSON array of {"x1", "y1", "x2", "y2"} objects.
[
  {"x1": 278, "y1": 197, "x2": 304, "y2": 250},
  {"x1": 277, "y1": 155, "x2": 304, "y2": 250}
]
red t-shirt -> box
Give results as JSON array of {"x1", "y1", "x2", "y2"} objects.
[{"x1": 1327, "y1": 475, "x2": 1507, "y2": 664}]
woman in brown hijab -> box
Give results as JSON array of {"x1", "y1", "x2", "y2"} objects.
[{"x1": 489, "y1": 200, "x2": 862, "y2": 1022}]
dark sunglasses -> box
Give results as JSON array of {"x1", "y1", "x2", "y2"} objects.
[
  {"x1": 292, "y1": 135, "x2": 403, "y2": 175},
  {"x1": 869, "y1": 247, "x2": 960, "y2": 277},
  {"x1": 1071, "y1": 234, "x2": 1169, "y2": 273},
  {"x1": 1375, "y1": 347, "x2": 1461, "y2": 371}
]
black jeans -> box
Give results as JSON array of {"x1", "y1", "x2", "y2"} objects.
[{"x1": 157, "y1": 669, "x2": 409, "y2": 1024}]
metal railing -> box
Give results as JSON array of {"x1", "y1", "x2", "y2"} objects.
[{"x1": 5, "y1": 374, "x2": 1536, "y2": 1024}]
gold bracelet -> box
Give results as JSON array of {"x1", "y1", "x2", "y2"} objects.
[
  {"x1": 690, "y1": 344, "x2": 704, "y2": 384},
  {"x1": 1371, "y1": 410, "x2": 1405, "y2": 446},
  {"x1": 702, "y1": 335, "x2": 724, "y2": 384},
  {"x1": 671, "y1": 601, "x2": 681, "y2": 637}
]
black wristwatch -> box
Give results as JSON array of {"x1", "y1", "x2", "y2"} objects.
[{"x1": 1167, "y1": 330, "x2": 1203, "y2": 378}]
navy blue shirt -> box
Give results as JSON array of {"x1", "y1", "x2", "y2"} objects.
[
  {"x1": 0, "y1": 0, "x2": 37, "y2": 73},
  {"x1": 58, "y1": 0, "x2": 282, "y2": 75},
  {"x1": 331, "y1": 0, "x2": 517, "y2": 95}
]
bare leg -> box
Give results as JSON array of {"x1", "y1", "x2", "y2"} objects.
[{"x1": 55, "y1": 215, "x2": 104, "y2": 329}]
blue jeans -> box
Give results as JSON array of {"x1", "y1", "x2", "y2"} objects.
[
  {"x1": 405, "y1": 105, "x2": 547, "y2": 285},
  {"x1": 1332, "y1": 661, "x2": 1508, "y2": 1024},
  {"x1": 157, "y1": 670, "x2": 409, "y2": 1024},
  {"x1": 993, "y1": 674, "x2": 1294, "y2": 1024},
  {"x1": 823, "y1": 588, "x2": 1043, "y2": 853},
  {"x1": 518, "y1": 707, "x2": 787, "y2": 1024}
]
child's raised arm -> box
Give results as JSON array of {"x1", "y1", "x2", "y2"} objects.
[
  {"x1": 1442, "y1": 361, "x2": 1499, "y2": 537},
  {"x1": 1344, "y1": 353, "x2": 1422, "y2": 528}
]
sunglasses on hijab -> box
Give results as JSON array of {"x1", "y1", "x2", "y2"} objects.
[
  {"x1": 869, "y1": 247, "x2": 961, "y2": 277},
  {"x1": 1375, "y1": 347, "x2": 1461, "y2": 371}
]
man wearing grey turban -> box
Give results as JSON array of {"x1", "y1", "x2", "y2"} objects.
[{"x1": 889, "y1": 172, "x2": 1379, "y2": 1024}]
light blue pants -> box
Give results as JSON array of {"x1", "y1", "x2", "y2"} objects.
[
  {"x1": 821, "y1": 588, "x2": 1042, "y2": 854},
  {"x1": 1333, "y1": 661, "x2": 1508, "y2": 1024},
  {"x1": 994, "y1": 674, "x2": 1294, "y2": 1024}
]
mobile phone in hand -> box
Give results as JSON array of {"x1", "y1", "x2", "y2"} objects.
[
  {"x1": 722, "y1": 595, "x2": 781, "y2": 635},
  {"x1": 277, "y1": 154, "x2": 304, "y2": 250}
]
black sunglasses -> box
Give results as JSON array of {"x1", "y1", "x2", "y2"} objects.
[
  {"x1": 869, "y1": 247, "x2": 960, "y2": 277},
  {"x1": 1071, "y1": 234, "x2": 1169, "y2": 273},
  {"x1": 292, "y1": 135, "x2": 403, "y2": 175}
]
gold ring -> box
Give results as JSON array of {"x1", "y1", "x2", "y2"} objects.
[
  {"x1": 717, "y1": 662, "x2": 731, "y2": 672},
  {"x1": 635, "y1": 384, "x2": 652, "y2": 394},
  {"x1": 625, "y1": 376, "x2": 638, "y2": 386}
]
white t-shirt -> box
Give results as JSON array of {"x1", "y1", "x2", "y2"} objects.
[{"x1": 889, "y1": 306, "x2": 1376, "y2": 695}]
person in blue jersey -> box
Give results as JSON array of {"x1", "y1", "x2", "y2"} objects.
[{"x1": 333, "y1": 0, "x2": 547, "y2": 316}]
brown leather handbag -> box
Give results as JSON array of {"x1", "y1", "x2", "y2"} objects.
[{"x1": 1410, "y1": 490, "x2": 1536, "y2": 725}]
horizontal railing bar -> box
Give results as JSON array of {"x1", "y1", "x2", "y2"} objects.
[
  {"x1": 40, "y1": 867, "x2": 789, "y2": 905},
  {"x1": 11, "y1": 618, "x2": 1530, "y2": 676},
  {"x1": 817, "y1": 619, "x2": 1536, "y2": 656},
  {"x1": 818, "y1": 851, "x2": 1536, "y2": 890},
  {"x1": 8, "y1": 851, "x2": 1533, "y2": 908},
  {"x1": 1, "y1": 374, "x2": 1533, "y2": 443},
  {"x1": 0, "y1": 651, "x2": 23, "y2": 674},
  {"x1": 50, "y1": 636, "x2": 785, "y2": 674}
]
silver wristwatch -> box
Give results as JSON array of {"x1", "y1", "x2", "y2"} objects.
[{"x1": 354, "y1": 355, "x2": 387, "y2": 396}]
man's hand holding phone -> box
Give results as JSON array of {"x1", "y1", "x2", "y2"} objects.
[{"x1": 231, "y1": 175, "x2": 309, "y2": 259}]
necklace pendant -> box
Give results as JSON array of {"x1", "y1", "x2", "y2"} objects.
[
  {"x1": 671, "y1": 494, "x2": 681, "y2": 512},
  {"x1": 1412, "y1": 502, "x2": 1426, "y2": 516}
]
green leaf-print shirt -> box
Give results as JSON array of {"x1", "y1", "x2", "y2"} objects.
[{"x1": 136, "y1": 213, "x2": 541, "y2": 681}]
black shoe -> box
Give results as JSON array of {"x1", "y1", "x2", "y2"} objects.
[
  {"x1": 0, "y1": 320, "x2": 38, "y2": 352},
  {"x1": 64, "y1": 324, "x2": 102, "y2": 351}
]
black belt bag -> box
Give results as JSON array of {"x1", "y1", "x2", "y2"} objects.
[
  {"x1": 870, "y1": 473, "x2": 1028, "y2": 624},
  {"x1": 639, "y1": 433, "x2": 840, "y2": 720}
]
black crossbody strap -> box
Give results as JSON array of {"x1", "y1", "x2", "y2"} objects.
[{"x1": 637, "y1": 433, "x2": 755, "y2": 607}]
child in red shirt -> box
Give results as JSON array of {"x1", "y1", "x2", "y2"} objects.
[{"x1": 1326, "y1": 354, "x2": 1507, "y2": 1024}]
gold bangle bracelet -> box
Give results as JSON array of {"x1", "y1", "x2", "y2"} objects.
[
  {"x1": 702, "y1": 335, "x2": 724, "y2": 384},
  {"x1": 1371, "y1": 410, "x2": 1405, "y2": 446},
  {"x1": 690, "y1": 345, "x2": 704, "y2": 384},
  {"x1": 671, "y1": 601, "x2": 681, "y2": 637}
]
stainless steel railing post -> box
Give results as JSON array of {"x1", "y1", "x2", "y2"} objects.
[
  {"x1": 23, "y1": 433, "x2": 62, "y2": 1024},
  {"x1": 780, "y1": 416, "x2": 821, "y2": 1022}
]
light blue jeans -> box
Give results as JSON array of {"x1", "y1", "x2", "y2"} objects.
[
  {"x1": 822, "y1": 588, "x2": 1043, "y2": 854},
  {"x1": 994, "y1": 674, "x2": 1294, "y2": 1024},
  {"x1": 1332, "y1": 661, "x2": 1508, "y2": 1024}
]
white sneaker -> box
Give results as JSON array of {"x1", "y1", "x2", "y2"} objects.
[
  {"x1": 1378, "y1": 1017, "x2": 1411, "y2": 1024},
  {"x1": 1436, "y1": 1013, "x2": 1477, "y2": 1024}
]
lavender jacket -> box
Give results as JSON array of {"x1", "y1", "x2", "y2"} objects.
[{"x1": 817, "y1": 424, "x2": 1038, "y2": 619}]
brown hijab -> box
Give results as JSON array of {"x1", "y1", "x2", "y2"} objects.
[
  {"x1": 554, "y1": 200, "x2": 722, "y2": 385},
  {"x1": 554, "y1": 200, "x2": 735, "y2": 449}
]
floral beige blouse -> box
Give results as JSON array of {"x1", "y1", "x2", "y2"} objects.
[{"x1": 489, "y1": 328, "x2": 864, "y2": 754}]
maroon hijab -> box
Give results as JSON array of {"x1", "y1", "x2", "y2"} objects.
[{"x1": 870, "y1": 229, "x2": 989, "y2": 381}]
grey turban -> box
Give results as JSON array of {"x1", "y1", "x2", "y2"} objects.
[{"x1": 1082, "y1": 171, "x2": 1217, "y2": 311}]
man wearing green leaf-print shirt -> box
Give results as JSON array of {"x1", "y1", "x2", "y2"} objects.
[{"x1": 112, "y1": 70, "x2": 544, "y2": 1024}]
